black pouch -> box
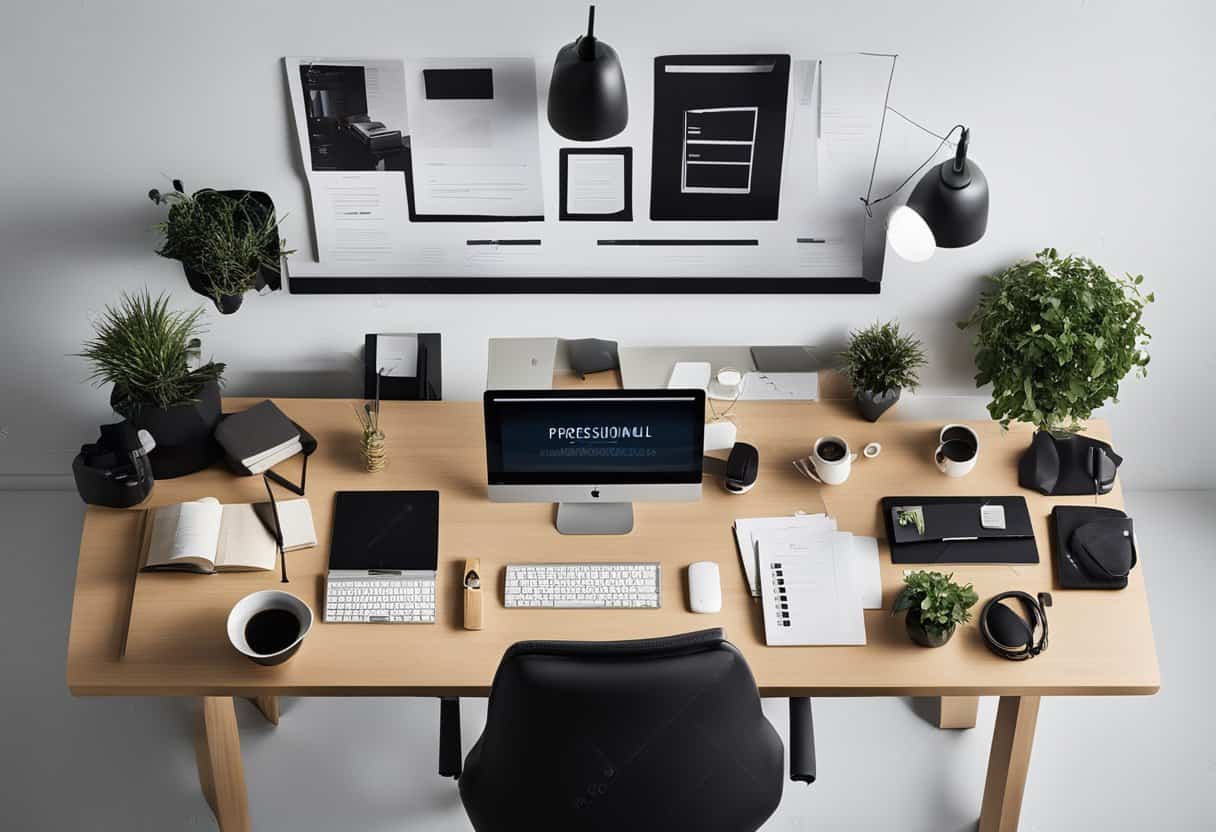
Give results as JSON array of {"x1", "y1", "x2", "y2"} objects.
[
  {"x1": 1050, "y1": 505, "x2": 1137, "y2": 589},
  {"x1": 1019, "y1": 432, "x2": 1122, "y2": 496}
]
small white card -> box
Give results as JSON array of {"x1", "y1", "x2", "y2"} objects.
[{"x1": 566, "y1": 154, "x2": 626, "y2": 215}]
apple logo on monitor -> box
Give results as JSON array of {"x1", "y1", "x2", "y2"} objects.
[{"x1": 591, "y1": 488, "x2": 600, "y2": 499}]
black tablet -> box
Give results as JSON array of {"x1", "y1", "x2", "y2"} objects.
[{"x1": 328, "y1": 491, "x2": 439, "y2": 572}]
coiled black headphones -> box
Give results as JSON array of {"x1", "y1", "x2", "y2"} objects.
[{"x1": 980, "y1": 591, "x2": 1052, "y2": 661}]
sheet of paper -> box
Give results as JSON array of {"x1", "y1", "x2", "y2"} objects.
[
  {"x1": 375, "y1": 334, "x2": 418, "y2": 378},
  {"x1": 284, "y1": 58, "x2": 413, "y2": 264},
  {"x1": 758, "y1": 530, "x2": 866, "y2": 646},
  {"x1": 567, "y1": 154, "x2": 626, "y2": 215},
  {"x1": 404, "y1": 57, "x2": 544, "y2": 219},
  {"x1": 740, "y1": 371, "x2": 819, "y2": 400},
  {"x1": 735, "y1": 513, "x2": 836, "y2": 596},
  {"x1": 839, "y1": 532, "x2": 882, "y2": 609}
]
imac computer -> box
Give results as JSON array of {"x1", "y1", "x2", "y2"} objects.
[{"x1": 483, "y1": 389, "x2": 706, "y2": 535}]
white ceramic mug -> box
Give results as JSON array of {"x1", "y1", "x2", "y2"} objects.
[
  {"x1": 800, "y1": 435, "x2": 857, "y2": 485},
  {"x1": 227, "y1": 590, "x2": 313, "y2": 666},
  {"x1": 935, "y1": 424, "x2": 979, "y2": 478}
]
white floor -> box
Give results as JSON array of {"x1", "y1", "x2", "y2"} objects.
[{"x1": 1, "y1": 490, "x2": 1212, "y2": 831}]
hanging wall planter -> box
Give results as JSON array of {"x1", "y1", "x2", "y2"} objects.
[{"x1": 149, "y1": 180, "x2": 292, "y2": 315}]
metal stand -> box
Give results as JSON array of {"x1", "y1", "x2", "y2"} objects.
[{"x1": 555, "y1": 502, "x2": 634, "y2": 535}]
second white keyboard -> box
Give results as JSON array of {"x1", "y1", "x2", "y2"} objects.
[
  {"x1": 325, "y1": 577, "x2": 436, "y2": 623},
  {"x1": 505, "y1": 562, "x2": 661, "y2": 609}
]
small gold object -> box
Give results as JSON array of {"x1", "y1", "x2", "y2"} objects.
[{"x1": 355, "y1": 399, "x2": 386, "y2": 473}]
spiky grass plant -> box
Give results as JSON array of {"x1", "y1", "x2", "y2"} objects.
[
  {"x1": 150, "y1": 182, "x2": 292, "y2": 303},
  {"x1": 839, "y1": 320, "x2": 928, "y2": 395},
  {"x1": 78, "y1": 290, "x2": 225, "y2": 416}
]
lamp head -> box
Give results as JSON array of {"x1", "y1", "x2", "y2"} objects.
[
  {"x1": 887, "y1": 127, "x2": 989, "y2": 261},
  {"x1": 547, "y1": 5, "x2": 628, "y2": 141}
]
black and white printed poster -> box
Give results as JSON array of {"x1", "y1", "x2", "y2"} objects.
[{"x1": 650, "y1": 55, "x2": 792, "y2": 221}]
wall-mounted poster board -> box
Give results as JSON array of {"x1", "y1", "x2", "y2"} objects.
[{"x1": 283, "y1": 52, "x2": 894, "y2": 294}]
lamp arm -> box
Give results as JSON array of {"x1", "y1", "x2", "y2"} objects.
[{"x1": 859, "y1": 123, "x2": 968, "y2": 216}]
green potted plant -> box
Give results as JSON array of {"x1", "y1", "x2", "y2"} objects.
[
  {"x1": 959, "y1": 248, "x2": 1152, "y2": 434},
  {"x1": 839, "y1": 320, "x2": 928, "y2": 421},
  {"x1": 79, "y1": 290, "x2": 226, "y2": 478},
  {"x1": 892, "y1": 570, "x2": 978, "y2": 647},
  {"x1": 149, "y1": 179, "x2": 292, "y2": 314}
]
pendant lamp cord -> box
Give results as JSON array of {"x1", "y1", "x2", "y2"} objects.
[{"x1": 856, "y1": 53, "x2": 969, "y2": 217}]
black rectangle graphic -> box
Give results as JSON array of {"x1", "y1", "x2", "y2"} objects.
[{"x1": 423, "y1": 68, "x2": 494, "y2": 100}]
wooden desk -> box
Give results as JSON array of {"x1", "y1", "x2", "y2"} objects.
[{"x1": 67, "y1": 397, "x2": 1159, "y2": 831}]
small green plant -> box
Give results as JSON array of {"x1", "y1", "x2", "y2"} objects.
[
  {"x1": 896, "y1": 507, "x2": 925, "y2": 535},
  {"x1": 892, "y1": 571, "x2": 978, "y2": 639},
  {"x1": 959, "y1": 248, "x2": 1152, "y2": 432},
  {"x1": 78, "y1": 290, "x2": 225, "y2": 416},
  {"x1": 149, "y1": 180, "x2": 293, "y2": 305},
  {"x1": 839, "y1": 320, "x2": 927, "y2": 395}
]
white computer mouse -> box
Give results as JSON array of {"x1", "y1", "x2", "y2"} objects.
[{"x1": 688, "y1": 561, "x2": 722, "y2": 614}]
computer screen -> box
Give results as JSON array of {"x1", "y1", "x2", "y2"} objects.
[{"x1": 484, "y1": 390, "x2": 706, "y2": 485}]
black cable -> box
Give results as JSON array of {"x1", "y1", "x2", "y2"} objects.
[{"x1": 860, "y1": 123, "x2": 967, "y2": 216}]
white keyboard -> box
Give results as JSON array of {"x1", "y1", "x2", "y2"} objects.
[
  {"x1": 325, "y1": 577, "x2": 436, "y2": 623},
  {"x1": 505, "y1": 562, "x2": 661, "y2": 609}
]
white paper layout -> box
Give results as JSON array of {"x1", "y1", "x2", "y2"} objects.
[
  {"x1": 759, "y1": 529, "x2": 866, "y2": 646},
  {"x1": 566, "y1": 154, "x2": 626, "y2": 215},
  {"x1": 403, "y1": 57, "x2": 544, "y2": 219}
]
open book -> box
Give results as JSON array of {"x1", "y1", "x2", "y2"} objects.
[{"x1": 140, "y1": 497, "x2": 279, "y2": 573}]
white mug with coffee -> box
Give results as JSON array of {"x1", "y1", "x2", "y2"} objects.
[
  {"x1": 798, "y1": 435, "x2": 857, "y2": 485},
  {"x1": 227, "y1": 590, "x2": 313, "y2": 666},
  {"x1": 935, "y1": 424, "x2": 980, "y2": 477}
]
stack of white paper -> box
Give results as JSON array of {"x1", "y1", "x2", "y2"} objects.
[{"x1": 733, "y1": 513, "x2": 881, "y2": 646}]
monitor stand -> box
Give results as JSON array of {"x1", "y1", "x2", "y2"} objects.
[{"x1": 555, "y1": 502, "x2": 634, "y2": 535}]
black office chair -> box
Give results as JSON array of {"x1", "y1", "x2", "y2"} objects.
[{"x1": 439, "y1": 628, "x2": 815, "y2": 832}]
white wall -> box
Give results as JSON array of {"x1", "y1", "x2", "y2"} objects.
[{"x1": 1, "y1": 0, "x2": 1212, "y2": 489}]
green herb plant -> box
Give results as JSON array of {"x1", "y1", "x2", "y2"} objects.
[
  {"x1": 959, "y1": 248, "x2": 1152, "y2": 433},
  {"x1": 149, "y1": 181, "x2": 293, "y2": 305},
  {"x1": 839, "y1": 320, "x2": 928, "y2": 395},
  {"x1": 78, "y1": 290, "x2": 225, "y2": 416},
  {"x1": 892, "y1": 571, "x2": 979, "y2": 639},
  {"x1": 896, "y1": 507, "x2": 925, "y2": 535}
]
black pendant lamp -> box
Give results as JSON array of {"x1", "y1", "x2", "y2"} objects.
[
  {"x1": 887, "y1": 127, "x2": 989, "y2": 262},
  {"x1": 547, "y1": 5, "x2": 628, "y2": 141}
]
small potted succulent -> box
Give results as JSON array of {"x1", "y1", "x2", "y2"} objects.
[
  {"x1": 839, "y1": 320, "x2": 928, "y2": 421},
  {"x1": 892, "y1": 570, "x2": 978, "y2": 647},
  {"x1": 959, "y1": 248, "x2": 1152, "y2": 435},
  {"x1": 79, "y1": 290, "x2": 226, "y2": 478},
  {"x1": 149, "y1": 179, "x2": 292, "y2": 314}
]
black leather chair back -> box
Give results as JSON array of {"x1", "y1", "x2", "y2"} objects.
[{"x1": 458, "y1": 629, "x2": 784, "y2": 832}]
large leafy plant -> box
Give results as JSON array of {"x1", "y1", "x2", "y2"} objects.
[
  {"x1": 892, "y1": 571, "x2": 978, "y2": 638},
  {"x1": 150, "y1": 181, "x2": 292, "y2": 303},
  {"x1": 79, "y1": 290, "x2": 225, "y2": 416},
  {"x1": 959, "y1": 248, "x2": 1152, "y2": 432},
  {"x1": 839, "y1": 320, "x2": 927, "y2": 395}
]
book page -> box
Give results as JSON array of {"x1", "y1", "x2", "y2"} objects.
[
  {"x1": 144, "y1": 498, "x2": 223, "y2": 570},
  {"x1": 215, "y1": 503, "x2": 278, "y2": 571}
]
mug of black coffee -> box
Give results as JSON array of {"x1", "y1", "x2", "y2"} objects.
[
  {"x1": 227, "y1": 590, "x2": 313, "y2": 666},
  {"x1": 799, "y1": 435, "x2": 857, "y2": 485},
  {"x1": 935, "y1": 424, "x2": 979, "y2": 477}
]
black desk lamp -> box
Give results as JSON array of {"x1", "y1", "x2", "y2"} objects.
[
  {"x1": 855, "y1": 55, "x2": 990, "y2": 263},
  {"x1": 547, "y1": 5, "x2": 628, "y2": 141},
  {"x1": 885, "y1": 126, "x2": 989, "y2": 262}
]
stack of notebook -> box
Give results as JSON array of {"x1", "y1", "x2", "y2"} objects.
[{"x1": 214, "y1": 400, "x2": 301, "y2": 475}]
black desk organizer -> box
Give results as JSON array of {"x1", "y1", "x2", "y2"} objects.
[
  {"x1": 363, "y1": 333, "x2": 442, "y2": 401},
  {"x1": 881, "y1": 496, "x2": 1039, "y2": 565}
]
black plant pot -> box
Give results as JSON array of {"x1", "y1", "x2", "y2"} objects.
[
  {"x1": 905, "y1": 609, "x2": 955, "y2": 648},
  {"x1": 184, "y1": 266, "x2": 244, "y2": 314},
  {"x1": 178, "y1": 189, "x2": 281, "y2": 315},
  {"x1": 856, "y1": 387, "x2": 901, "y2": 422},
  {"x1": 112, "y1": 379, "x2": 222, "y2": 479}
]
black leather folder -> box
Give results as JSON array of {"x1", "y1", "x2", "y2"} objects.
[{"x1": 881, "y1": 496, "x2": 1039, "y2": 564}]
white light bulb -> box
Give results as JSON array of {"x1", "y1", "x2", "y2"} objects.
[{"x1": 887, "y1": 206, "x2": 936, "y2": 262}]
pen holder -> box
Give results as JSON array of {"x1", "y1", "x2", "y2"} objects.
[{"x1": 361, "y1": 429, "x2": 386, "y2": 473}]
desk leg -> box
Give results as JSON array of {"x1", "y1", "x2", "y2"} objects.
[
  {"x1": 250, "y1": 695, "x2": 280, "y2": 726},
  {"x1": 979, "y1": 695, "x2": 1040, "y2": 832},
  {"x1": 937, "y1": 696, "x2": 979, "y2": 729},
  {"x1": 194, "y1": 696, "x2": 251, "y2": 832}
]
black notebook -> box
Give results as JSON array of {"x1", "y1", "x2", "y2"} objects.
[
  {"x1": 881, "y1": 496, "x2": 1039, "y2": 564},
  {"x1": 214, "y1": 400, "x2": 300, "y2": 474},
  {"x1": 329, "y1": 491, "x2": 439, "y2": 572}
]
